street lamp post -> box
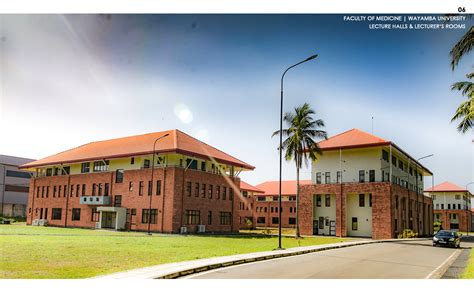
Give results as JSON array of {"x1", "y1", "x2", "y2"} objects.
[
  {"x1": 147, "y1": 133, "x2": 170, "y2": 235},
  {"x1": 466, "y1": 182, "x2": 474, "y2": 235},
  {"x1": 278, "y1": 54, "x2": 318, "y2": 249}
]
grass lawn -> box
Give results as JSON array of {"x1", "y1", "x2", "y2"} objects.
[
  {"x1": 0, "y1": 223, "x2": 352, "y2": 279},
  {"x1": 460, "y1": 248, "x2": 474, "y2": 279}
]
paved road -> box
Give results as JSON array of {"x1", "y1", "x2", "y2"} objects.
[{"x1": 185, "y1": 239, "x2": 473, "y2": 279}]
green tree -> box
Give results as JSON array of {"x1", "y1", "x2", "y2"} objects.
[
  {"x1": 451, "y1": 72, "x2": 473, "y2": 133},
  {"x1": 450, "y1": 24, "x2": 473, "y2": 133},
  {"x1": 273, "y1": 103, "x2": 327, "y2": 237}
]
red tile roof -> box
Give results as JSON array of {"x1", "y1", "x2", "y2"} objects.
[
  {"x1": 425, "y1": 181, "x2": 467, "y2": 192},
  {"x1": 20, "y1": 129, "x2": 254, "y2": 170},
  {"x1": 240, "y1": 181, "x2": 264, "y2": 193},
  {"x1": 318, "y1": 128, "x2": 390, "y2": 150},
  {"x1": 255, "y1": 180, "x2": 312, "y2": 196},
  {"x1": 315, "y1": 128, "x2": 433, "y2": 175}
]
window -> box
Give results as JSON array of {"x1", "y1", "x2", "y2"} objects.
[
  {"x1": 337, "y1": 171, "x2": 341, "y2": 183},
  {"x1": 93, "y1": 160, "x2": 109, "y2": 172},
  {"x1": 186, "y1": 182, "x2": 192, "y2": 197},
  {"x1": 382, "y1": 150, "x2": 389, "y2": 162},
  {"x1": 359, "y1": 194, "x2": 365, "y2": 207},
  {"x1": 76, "y1": 184, "x2": 80, "y2": 197},
  {"x1": 316, "y1": 195, "x2": 322, "y2": 207},
  {"x1": 46, "y1": 186, "x2": 49, "y2": 198},
  {"x1": 104, "y1": 183, "x2": 109, "y2": 196},
  {"x1": 129, "y1": 182, "x2": 133, "y2": 192},
  {"x1": 257, "y1": 217, "x2": 266, "y2": 224},
  {"x1": 92, "y1": 183, "x2": 97, "y2": 196},
  {"x1": 64, "y1": 184, "x2": 67, "y2": 197},
  {"x1": 53, "y1": 186, "x2": 57, "y2": 198},
  {"x1": 46, "y1": 168, "x2": 52, "y2": 176},
  {"x1": 185, "y1": 210, "x2": 200, "y2": 225},
  {"x1": 222, "y1": 187, "x2": 227, "y2": 200},
  {"x1": 316, "y1": 172, "x2": 322, "y2": 184},
  {"x1": 395, "y1": 196, "x2": 398, "y2": 209},
  {"x1": 394, "y1": 219, "x2": 398, "y2": 231},
  {"x1": 369, "y1": 170, "x2": 375, "y2": 182},
  {"x1": 220, "y1": 212, "x2": 232, "y2": 225},
  {"x1": 325, "y1": 194, "x2": 331, "y2": 207},
  {"x1": 201, "y1": 184, "x2": 206, "y2": 198},
  {"x1": 458, "y1": 204, "x2": 461, "y2": 210},
  {"x1": 141, "y1": 209, "x2": 157, "y2": 224},
  {"x1": 70, "y1": 185, "x2": 73, "y2": 197},
  {"x1": 432, "y1": 195, "x2": 437, "y2": 200},
  {"x1": 448, "y1": 204, "x2": 451, "y2": 210},
  {"x1": 352, "y1": 217, "x2": 358, "y2": 231},
  {"x1": 208, "y1": 185, "x2": 213, "y2": 199},
  {"x1": 398, "y1": 160, "x2": 404, "y2": 171},
  {"x1": 359, "y1": 170, "x2": 365, "y2": 182},
  {"x1": 114, "y1": 195, "x2": 122, "y2": 207},
  {"x1": 52, "y1": 208, "x2": 62, "y2": 220},
  {"x1": 143, "y1": 159, "x2": 150, "y2": 168},
  {"x1": 98, "y1": 183, "x2": 103, "y2": 196},
  {"x1": 455, "y1": 195, "x2": 461, "y2": 200},
  {"x1": 6, "y1": 170, "x2": 31, "y2": 179},
  {"x1": 91, "y1": 208, "x2": 100, "y2": 222},
  {"x1": 44, "y1": 208, "x2": 48, "y2": 220},
  {"x1": 186, "y1": 159, "x2": 198, "y2": 170},
  {"x1": 148, "y1": 181, "x2": 152, "y2": 196},
  {"x1": 156, "y1": 180, "x2": 162, "y2": 195},
  {"x1": 289, "y1": 196, "x2": 296, "y2": 201},
  {"x1": 58, "y1": 185, "x2": 62, "y2": 198},
  {"x1": 116, "y1": 169, "x2": 124, "y2": 183},
  {"x1": 272, "y1": 217, "x2": 279, "y2": 224},
  {"x1": 229, "y1": 188, "x2": 234, "y2": 201},
  {"x1": 257, "y1": 196, "x2": 265, "y2": 201},
  {"x1": 325, "y1": 172, "x2": 331, "y2": 184},
  {"x1": 441, "y1": 204, "x2": 444, "y2": 210},
  {"x1": 36, "y1": 186, "x2": 39, "y2": 198},
  {"x1": 289, "y1": 217, "x2": 296, "y2": 225},
  {"x1": 216, "y1": 186, "x2": 221, "y2": 199},
  {"x1": 207, "y1": 211, "x2": 212, "y2": 225},
  {"x1": 369, "y1": 194, "x2": 372, "y2": 207},
  {"x1": 139, "y1": 181, "x2": 144, "y2": 196},
  {"x1": 273, "y1": 196, "x2": 278, "y2": 201},
  {"x1": 41, "y1": 186, "x2": 44, "y2": 198},
  {"x1": 63, "y1": 167, "x2": 70, "y2": 175},
  {"x1": 72, "y1": 208, "x2": 81, "y2": 221},
  {"x1": 195, "y1": 183, "x2": 200, "y2": 197},
  {"x1": 131, "y1": 157, "x2": 135, "y2": 164},
  {"x1": 201, "y1": 161, "x2": 206, "y2": 171},
  {"x1": 392, "y1": 156, "x2": 397, "y2": 166},
  {"x1": 81, "y1": 162, "x2": 90, "y2": 173}
]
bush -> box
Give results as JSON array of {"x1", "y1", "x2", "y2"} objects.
[
  {"x1": 433, "y1": 221, "x2": 442, "y2": 233},
  {"x1": 397, "y1": 229, "x2": 418, "y2": 239}
]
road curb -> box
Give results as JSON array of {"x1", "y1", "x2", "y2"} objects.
[
  {"x1": 426, "y1": 249, "x2": 463, "y2": 279},
  {"x1": 95, "y1": 238, "x2": 428, "y2": 279}
]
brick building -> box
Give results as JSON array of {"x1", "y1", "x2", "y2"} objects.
[
  {"x1": 237, "y1": 181, "x2": 264, "y2": 229},
  {"x1": 299, "y1": 129, "x2": 434, "y2": 239},
  {"x1": 251, "y1": 180, "x2": 311, "y2": 228},
  {"x1": 20, "y1": 129, "x2": 254, "y2": 233},
  {"x1": 425, "y1": 181, "x2": 472, "y2": 232}
]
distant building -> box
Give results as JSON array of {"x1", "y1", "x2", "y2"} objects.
[
  {"x1": 237, "y1": 181, "x2": 264, "y2": 229},
  {"x1": 425, "y1": 182, "x2": 472, "y2": 232},
  {"x1": 299, "y1": 129, "x2": 434, "y2": 239},
  {"x1": 252, "y1": 180, "x2": 312, "y2": 228},
  {"x1": 20, "y1": 130, "x2": 254, "y2": 233},
  {"x1": 0, "y1": 155, "x2": 35, "y2": 217}
]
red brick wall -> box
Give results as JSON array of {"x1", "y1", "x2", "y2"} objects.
[
  {"x1": 252, "y1": 200, "x2": 297, "y2": 228},
  {"x1": 434, "y1": 209, "x2": 472, "y2": 232},
  {"x1": 299, "y1": 182, "x2": 433, "y2": 239},
  {"x1": 27, "y1": 167, "x2": 241, "y2": 233}
]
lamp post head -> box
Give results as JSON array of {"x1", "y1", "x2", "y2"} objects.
[{"x1": 305, "y1": 54, "x2": 318, "y2": 61}]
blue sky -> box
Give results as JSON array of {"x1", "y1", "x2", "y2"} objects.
[{"x1": 0, "y1": 14, "x2": 472, "y2": 191}]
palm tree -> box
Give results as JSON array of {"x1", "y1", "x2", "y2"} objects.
[
  {"x1": 451, "y1": 72, "x2": 474, "y2": 133},
  {"x1": 272, "y1": 103, "x2": 327, "y2": 237},
  {"x1": 450, "y1": 22, "x2": 473, "y2": 133}
]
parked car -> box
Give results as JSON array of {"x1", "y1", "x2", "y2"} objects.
[{"x1": 433, "y1": 230, "x2": 461, "y2": 248}]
